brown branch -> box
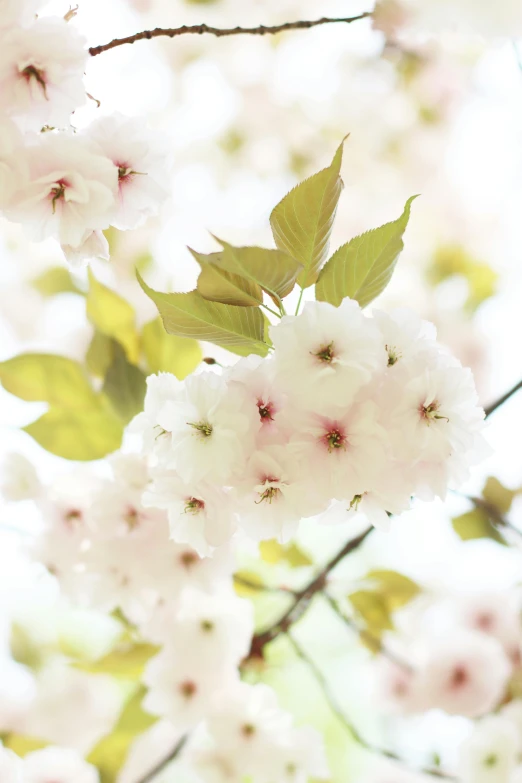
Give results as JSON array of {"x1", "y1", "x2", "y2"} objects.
[
  {"x1": 136, "y1": 735, "x2": 187, "y2": 783},
  {"x1": 484, "y1": 379, "x2": 522, "y2": 418},
  {"x1": 248, "y1": 526, "x2": 373, "y2": 658},
  {"x1": 287, "y1": 632, "x2": 457, "y2": 781},
  {"x1": 88, "y1": 14, "x2": 371, "y2": 57}
]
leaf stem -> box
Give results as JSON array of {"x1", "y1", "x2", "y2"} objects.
[
  {"x1": 294, "y1": 287, "x2": 305, "y2": 316},
  {"x1": 261, "y1": 303, "x2": 282, "y2": 319}
]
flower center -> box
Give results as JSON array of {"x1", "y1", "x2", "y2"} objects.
[
  {"x1": 484, "y1": 754, "x2": 498, "y2": 768},
  {"x1": 64, "y1": 508, "x2": 82, "y2": 528},
  {"x1": 450, "y1": 665, "x2": 468, "y2": 689},
  {"x1": 180, "y1": 550, "x2": 199, "y2": 568},
  {"x1": 419, "y1": 400, "x2": 449, "y2": 424},
  {"x1": 349, "y1": 493, "x2": 364, "y2": 511},
  {"x1": 187, "y1": 420, "x2": 213, "y2": 439},
  {"x1": 201, "y1": 619, "x2": 214, "y2": 632},
  {"x1": 323, "y1": 426, "x2": 347, "y2": 452},
  {"x1": 124, "y1": 506, "x2": 140, "y2": 529},
  {"x1": 179, "y1": 680, "x2": 197, "y2": 699},
  {"x1": 312, "y1": 341, "x2": 335, "y2": 363},
  {"x1": 386, "y1": 344, "x2": 401, "y2": 366},
  {"x1": 184, "y1": 497, "x2": 205, "y2": 515},
  {"x1": 21, "y1": 64, "x2": 48, "y2": 97},
  {"x1": 257, "y1": 398, "x2": 274, "y2": 422},
  {"x1": 241, "y1": 723, "x2": 256, "y2": 737},
  {"x1": 49, "y1": 179, "x2": 68, "y2": 213}
]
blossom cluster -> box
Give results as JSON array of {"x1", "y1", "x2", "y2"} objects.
[
  {"x1": 0, "y1": 0, "x2": 171, "y2": 265},
  {"x1": 2, "y1": 452, "x2": 327, "y2": 783},
  {"x1": 133, "y1": 300, "x2": 487, "y2": 555},
  {"x1": 0, "y1": 744, "x2": 99, "y2": 783}
]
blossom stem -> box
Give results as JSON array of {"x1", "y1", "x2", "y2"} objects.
[
  {"x1": 323, "y1": 592, "x2": 414, "y2": 672},
  {"x1": 484, "y1": 378, "x2": 522, "y2": 418},
  {"x1": 287, "y1": 632, "x2": 457, "y2": 780},
  {"x1": 135, "y1": 735, "x2": 187, "y2": 783},
  {"x1": 88, "y1": 14, "x2": 372, "y2": 57},
  {"x1": 248, "y1": 526, "x2": 373, "y2": 657}
]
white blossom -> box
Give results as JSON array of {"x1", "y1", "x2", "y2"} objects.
[{"x1": 23, "y1": 747, "x2": 99, "y2": 783}]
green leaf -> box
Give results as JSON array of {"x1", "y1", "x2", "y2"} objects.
[
  {"x1": 137, "y1": 272, "x2": 269, "y2": 358},
  {"x1": 452, "y1": 509, "x2": 507, "y2": 546},
  {"x1": 259, "y1": 539, "x2": 313, "y2": 568},
  {"x1": 32, "y1": 266, "x2": 83, "y2": 297},
  {"x1": 102, "y1": 343, "x2": 147, "y2": 425},
  {"x1": 86, "y1": 331, "x2": 116, "y2": 379},
  {"x1": 24, "y1": 404, "x2": 123, "y2": 461},
  {"x1": 1, "y1": 734, "x2": 48, "y2": 757},
  {"x1": 349, "y1": 590, "x2": 394, "y2": 633},
  {"x1": 270, "y1": 140, "x2": 345, "y2": 288},
  {"x1": 87, "y1": 271, "x2": 140, "y2": 364},
  {"x1": 365, "y1": 570, "x2": 421, "y2": 611},
  {"x1": 316, "y1": 196, "x2": 418, "y2": 308},
  {"x1": 209, "y1": 241, "x2": 303, "y2": 306},
  {"x1": 0, "y1": 354, "x2": 96, "y2": 408},
  {"x1": 233, "y1": 570, "x2": 265, "y2": 598},
  {"x1": 142, "y1": 318, "x2": 202, "y2": 379},
  {"x1": 483, "y1": 477, "x2": 515, "y2": 515},
  {"x1": 87, "y1": 686, "x2": 157, "y2": 783},
  {"x1": 76, "y1": 642, "x2": 159, "y2": 679},
  {"x1": 191, "y1": 248, "x2": 264, "y2": 307}
]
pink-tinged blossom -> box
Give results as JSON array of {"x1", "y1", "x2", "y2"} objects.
[
  {"x1": 129, "y1": 372, "x2": 182, "y2": 464},
  {"x1": 1, "y1": 452, "x2": 40, "y2": 501},
  {"x1": 143, "y1": 471, "x2": 237, "y2": 556},
  {"x1": 455, "y1": 592, "x2": 522, "y2": 663},
  {"x1": 271, "y1": 300, "x2": 387, "y2": 410},
  {"x1": 23, "y1": 747, "x2": 99, "y2": 783},
  {"x1": 415, "y1": 631, "x2": 511, "y2": 717},
  {"x1": 61, "y1": 230, "x2": 109, "y2": 267},
  {"x1": 0, "y1": 747, "x2": 23, "y2": 783},
  {"x1": 0, "y1": 19, "x2": 87, "y2": 130},
  {"x1": 6, "y1": 133, "x2": 117, "y2": 249},
  {"x1": 86, "y1": 113, "x2": 171, "y2": 230},
  {"x1": 0, "y1": 117, "x2": 27, "y2": 209},
  {"x1": 228, "y1": 355, "x2": 288, "y2": 445},
  {"x1": 0, "y1": 0, "x2": 47, "y2": 29}
]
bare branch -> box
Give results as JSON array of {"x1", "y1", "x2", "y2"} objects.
[
  {"x1": 484, "y1": 378, "x2": 522, "y2": 418},
  {"x1": 89, "y1": 14, "x2": 371, "y2": 57},
  {"x1": 248, "y1": 526, "x2": 373, "y2": 657},
  {"x1": 287, "y1": 633, "x2": 456, "y2": 781}
]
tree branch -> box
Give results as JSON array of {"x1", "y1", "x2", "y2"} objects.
[
  {"x1": 287, "y1": 633, "x2": 456, "y2": 781},
  {"x1": 484, "y1": 379, "x2": 522, "y2": 418},
  {"x1": 88, "y1": 14, "x2": 371, "y2": 57},
  {"x1": 248, "y1": 526, "x2": 373, "y2": 658},
  {"x1": 136, "y1": 735, "x2": 187, "y2": 783}
]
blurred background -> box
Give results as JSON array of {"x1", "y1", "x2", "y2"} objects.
[{"x1": 1, "y1": 1, "x2": 522, "y2": 780}]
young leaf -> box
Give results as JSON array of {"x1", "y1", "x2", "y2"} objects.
[
  {"x1": 86, "y1": 331, "x2": 116, "y2": 379},
  {"x1": 1, "y1": 735, "x2": 48, "y2": 757},
  {"x1": 482, "y1": 477, "x2": 515, "y2": 515},
  {"x1": 87, "y1": 686, "x2": 158, "y2": 783},
  {"x1": 210, "y1": 241, "x2": 303, "y2": 306},
  {"x1": 24, "y1": 404, "x2": 123, "y2": 461},
  {"x1": 349, "y1": 590, "x2": 394, "y2": 633},
  {"x1": 365, "y1": 570, "x2": 421, "y2": 610},
  {"x1": 315, "y1": 196, "x2": 418, "y2": 307},
  {"x1": 452, "y1": 509, "x2": 507, "y2": 546},
  {"x1": 0, "y1": 354, "x2": 96, "y2": 408},
  {"x1": 102, "y1": 342, "x2": 147, "y2": 424},
  {"x1": 137, "y1": 272, "x2": 269, "y2": 358},
  {"x1": 270, "y1": 140, "x2": 345, "y2": 288},
  {"x1": 259, "y1": 539, "x2": 313, "y2": 568},
  {"x1": 142, "y1": 317, "x2": 202, "y2": 379},
  {"x1": 76, "y1": 642, "x2": 159, "y2": 678},
  {"x1": 191, "y1": 248, "x2": 264, "y2": 307},
  {"x1": 87, "y1": 270, "x2": 140, "y2": 364},
  {"x1": 32, "y1": 266, "x2": 83, "y2": 297}
]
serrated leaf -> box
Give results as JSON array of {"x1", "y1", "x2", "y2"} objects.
[
  {"x1": 86, "y1": 331, "x2": 116, "y2": 379},
  {"x1": 349, "y1": 590, "x2": 394, "y2": 633},
  {"x1": 483, "y1": 477, "x2": 514, "y2": 515},
  {"x1": 452, "y1": 509, "x2": 507, "y2": 546},
  {"x1": 270, "y1": 140, "x2": 345, "y2": 288},
  {"x1": 32, "y1": 266, "x2": 83, "y2": 297},
  {"x1": 365, "y1": 570, "x2": 421, "y2": 611},
  {"x1": 137, "y1": 273, "x2": 269, "y2": 358},
  {"x1": 0, "y1": 354, "x2": 96, "y2": 408},
  {"x1": 142, "y1": 318, "x2": 202, "y2": 379},
  {"x1": 316, "y1": 196, "x2": 418, "y2": 308},
  {"x1": 1, "y1": 734, "x2": 48, "y2": 757},
  {"x1": 102, "y1": 342, "x2": 147, "y2": 425},
  {"x1": 76, "y1": 642, "x2": 159, "y2": 679},
  {"x1": 24, "y1": 404, "x2": 123, "y2": 461},
  {"x1": 87, "y1": 686, "x2": 157, "y2": 783},
  {"x1": 191, "y1": 248, "x2": 264, "y2": 306},
  {"x1": 87, "y1": 270, "x2": 140, "y2": 364},
  {"x1": 210, "y1": 241, "x2": 303, "y2": 306}
]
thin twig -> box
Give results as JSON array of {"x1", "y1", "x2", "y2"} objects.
[
  {"x1": 287, "y1": 632, "x2": 456, "y2": 781},
  {"x1": 323, "y1": 592, "x2": 414, "y2": 672},
  {"x1": 484, "y1": 379, "x2": 522, "y2": 418},
  {"x1": 136, "y1": 735, "x2": 187, "y2": 783},
  {"x1": 88, "y1": 14, "x2": 371, "y2": 57},
  {"x1": 248, "y1": 526, "x2": 373, "y2": 657}
]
